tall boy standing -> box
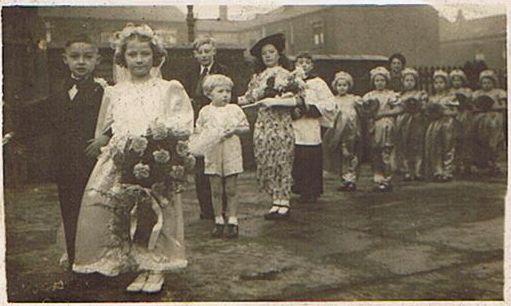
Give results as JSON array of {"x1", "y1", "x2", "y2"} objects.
[{"x1": 185, "y1": 37, "x2": 230, "y2": 220}]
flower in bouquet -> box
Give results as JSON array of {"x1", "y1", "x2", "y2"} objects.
[
  {"x1": 277, "y1": 67, "x2": 306, "y2": 95},
  {"x1": 361, "y1": 98, "x2": 380, "y2": 116},
  {"x1": 170, "y1": 165, "x2": 185, "y2": 180},
  {"x1": 151, "y1": 182, "x2": 167, "y2": 195},
  {"x1": 149, "y1": 121, "x2": 168, "y2": 141},
  {"x1": 133, "y1": 162, "x2": 150, "y2": 180},
  {"x1": 183, "y1": 154, "x2": 196, "y2": 171},
  {"x1": 474, "y1": 95, "x2": 494, "y2": 111},
  {"x1": 454, "y1": 93, "x2": 472, "y2": 111},
  {"x1": 176, "y1": 140, "x2": 190, "y2": 157},
  {"x1": 403, "y1": 97, "x2": 421, "y2": 113},
  {"x1": 424, "y1": 102, "x2": 444, "y2": 120},
  {"x1": 130, "y1": 136, "x2": 148, "y2": 155},
  {"x1": 153, "y1": 149, "x2": 171, "y2": 164}
]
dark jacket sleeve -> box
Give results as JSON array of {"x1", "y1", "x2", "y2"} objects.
[{"x1": 303, "y1": 105, "x2": 322, "y2": 118}]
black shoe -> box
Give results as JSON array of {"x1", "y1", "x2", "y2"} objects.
[
  {"x1": 264, "y1": 206, "x2": 290, "y2": 220},
  {"x1": 337, "y1": 182, "x2": 356, "y2": 192},
  {"x1": 264, "y1": 206, "x2": 279, "y2": 220},
  {"x1": 211, "y1": 224, "x2": 224, "y2": 238},
  {"x1": 225, "y1": 224, "x2": 239, "y2": 239},
  {"x1": 433, "y1": 175, "x2": 445, "y2": 182},
  {"x1": 373, "y1": 183, "x2": 392, "y2": 192}
]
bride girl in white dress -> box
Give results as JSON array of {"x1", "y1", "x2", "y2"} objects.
[{"x1": 72, "y1": 24, "x2": 194, "y2": 293}]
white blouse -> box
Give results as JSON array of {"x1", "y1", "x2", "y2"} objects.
[
  {"x1": 95, "y1": 77, "x2": 194, "y2": 139},
  {"x1": 292, "y1": 77, "x2": 336, "y2": 145}
]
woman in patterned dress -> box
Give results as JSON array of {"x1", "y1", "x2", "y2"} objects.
[{"x1": 238, "y1": 33, "x2": 302, "y2": 220}]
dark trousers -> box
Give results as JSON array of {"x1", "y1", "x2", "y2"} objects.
[
  {"x1": 57, "y1": 180, "x2": 87, "y2": 265},
  {"x1": 292, "y1": 144, "x2": 324, "y2": 198},
  {"x1": 194, "y1": 157, "x2": 214, "y2": 219}
]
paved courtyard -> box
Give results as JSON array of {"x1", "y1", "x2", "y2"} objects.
[{"x1": 4, "y1": 164, "x2": 506, "y2": 302}]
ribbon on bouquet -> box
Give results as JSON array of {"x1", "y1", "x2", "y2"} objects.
[{"x1": 129, "y1": 188, "x2": 169, "y2": 250}]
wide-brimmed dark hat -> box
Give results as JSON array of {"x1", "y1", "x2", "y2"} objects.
[{"x1": 250, "y1": 33, "x2": 286, "y2": 57}]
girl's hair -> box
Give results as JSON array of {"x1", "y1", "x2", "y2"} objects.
[
  {"x1": 479, "y1": 69, "x2": 498, "y2": 87},
  {"x1": 433, "y1": 70, "x2": 449, "y2": 86},
  {"x1": 449, "y1": 69, "x2": 468, "y2": 85},
  {"x1": 389, "y1": 53, "x2": 406, "y2": 67},
  {"x1": 253, "y1": 49, "x2": 292, "y2": 73},
  {"x1": 113, "y1": 24, "x2": 167, "y2": 68},
  {"x1": 370, "y1": 66, "x2": 390, "y2": 88},
  {"x1": 432, "y1": 70, "x2": 450, "y2": 93},
  {"x1": 331, "y1": 71, "x2": 354, "y2": 93},
  {"x1": 296, "y1": 51, "x2": 313, "y2": 61},
  {"x1": 401, "y1": 68, "x2": 419, "y2": 90},
  {"x1": 202, "y1": 74, "x2": 234, "y2": 98}
]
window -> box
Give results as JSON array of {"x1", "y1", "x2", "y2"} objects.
[
  {"x1": 312, "y1": 21, "x2": 324, "y2": 46},
  {"x1": 154, "y1": 29, "x2": 178, "y2": 47},
  {"x1": 100, "y1": 32, "x2": 114, "y2": 46},
  {"x1": 44, "y1": 21, "x2": 52, "y2": 43}
]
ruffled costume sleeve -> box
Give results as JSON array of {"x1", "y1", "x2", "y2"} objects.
[
  {"x1": 95, "y1": 86, "x2": 114, "y2": 139},
  {"x1": 304, "y1": 78, "x2": 336, "y2": 128},
  {"x1": 164, "y1": 80, "x2": 194, "y2": 136}
]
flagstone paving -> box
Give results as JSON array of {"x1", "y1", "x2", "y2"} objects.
[{"x1": 4, "y1": 165, "x2": 505, "y2": 302}]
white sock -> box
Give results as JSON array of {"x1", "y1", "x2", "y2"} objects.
[
  {"x1": 227, "y1": 216, "x2": 238, "y2": 225},
  {"x1": 269, "y1": 205, "x2": 279, "y2": 213},
  {"x1": 215, "y1": 216, "x2": 225, "y2": 225},
  {"x1": 277, "y1": 206, "x2": 289, "y2": 214}
]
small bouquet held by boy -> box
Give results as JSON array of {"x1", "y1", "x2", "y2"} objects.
[{"x1": 239, "y1": 66, "x2": 307, "y2": 108}]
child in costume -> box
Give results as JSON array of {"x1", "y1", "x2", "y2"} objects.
[
  {"x1": 73, "y1": 24, "x2": 194, "y2": 293},
  {"x1": 395, "y1": 68, "x2": 427, "y2": 181},
  {"x1": 424, "y1": 70, "x2": 459, "y2": 182},
  {"x1": 195, "y1": 74, "x2": 249, "y2": 238},
  {"x1": 471, "y1": 69, "x2": 507, "y2": 174},
  {"x1": 362, "y1": 67, "x2": 402, "y2": 192},
  {"x1": 449, "y1": 69, "x2": 474, "y2": 175},
  {"x1": 291, "y1": 52, "x2": 335, "y2": 202},
  {"x1": 323, "y1": 71, "x2": 363, "y2": 191}
]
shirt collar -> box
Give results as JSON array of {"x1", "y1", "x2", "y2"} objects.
[{"x1": 201, "y1": 62, "x2": 214, "y2": 73}]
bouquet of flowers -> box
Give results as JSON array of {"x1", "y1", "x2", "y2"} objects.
[
  {"x1": 402, "y1": 97, "x2": 421, "y2": 113},
  {"x1": 454, "y1": 93, "x2": 472, "y2": 111},
  {"x1": 112, "y1": 120, "x2": 196, "y2": 198},
  {"x1": 189, "y1": 117, "x2": 247, "y2": 157},
  {"x1": 424, "y1": 102, "x2": 444, "y2": 120},
  {"x1": 359, "y1": 98, "x2": 380, "y2": 117},
  {"x1": 474, "y1": 95, "x2": 494, "y2": 112},
  {"x1": 188, "y1": 127, "x2": 225, "y2": 157},
  {"x1": 240, "y1": 66, "x2": 307, "y2": 107}
]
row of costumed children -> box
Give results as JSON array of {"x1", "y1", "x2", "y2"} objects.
[{"x1": 286, "y1": 53, "x2": 507, "y2": 201}]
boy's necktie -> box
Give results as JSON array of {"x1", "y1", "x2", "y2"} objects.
[
  {"x1": 66, "y1": 77, "x2": 93, "y2": 101},
  {"x1": 195, "y1": 66, "x2": 209, "y2": 98}
]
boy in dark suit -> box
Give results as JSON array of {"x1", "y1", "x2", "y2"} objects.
[
  {"x1": 20, "y1": 34, "x2": 109, "y2": 267},
  {"x1": 184, "y1": 37, "x2": 230, "y2": 220}
]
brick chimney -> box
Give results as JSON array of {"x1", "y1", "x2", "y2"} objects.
[{"x1": 219, "y1": 5, "x2": 228, "y2": 21}]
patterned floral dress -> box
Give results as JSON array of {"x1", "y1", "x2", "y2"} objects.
[{"x1": 241, "y1": 66, "x2": 296, "y2": 201}]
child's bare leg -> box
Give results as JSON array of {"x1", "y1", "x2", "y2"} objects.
[
  {"x1": 224, "y1": 175, "x2": 238, "y2": 224},
  {"x1": 209, "y1": 176, "x2": 225, "y2": 224}
]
